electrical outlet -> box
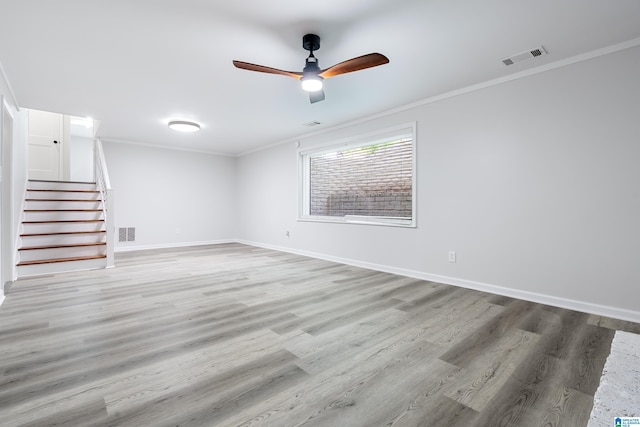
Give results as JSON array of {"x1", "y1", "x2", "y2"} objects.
[{"x1": 448, "y1": 251, "x2": 456, "y2": 263}]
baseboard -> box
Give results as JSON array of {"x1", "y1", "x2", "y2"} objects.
[
  {"x1": 237, "y1": 239, "x2": 640, "y2": 324},
  {"x1": 114, "y1": 239, "x2": 236, "y2": 253}
]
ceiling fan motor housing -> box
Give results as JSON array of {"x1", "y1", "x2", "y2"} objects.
[
  {"x1": 303, "y1": 34, "x2": 320, "y2": 52},
  {"x1": 303, "y1": 57, "x2": 320, "y2": 73}
]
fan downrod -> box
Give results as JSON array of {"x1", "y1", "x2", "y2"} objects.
[{"x1": 302, "y1": 34, "x2": 320, "y2": 52}]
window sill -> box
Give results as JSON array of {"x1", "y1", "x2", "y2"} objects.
[{"x1": 298, "y1": 215, "x2": 416, "y2": 228}]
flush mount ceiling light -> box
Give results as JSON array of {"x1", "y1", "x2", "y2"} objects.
[{"x1": 168, "y1": 120, "x2": 200, "y2": 133}]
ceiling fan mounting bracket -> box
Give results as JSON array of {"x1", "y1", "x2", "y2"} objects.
[{"x1": 302, "y1": 34, "x2": 320, "y2": 52}]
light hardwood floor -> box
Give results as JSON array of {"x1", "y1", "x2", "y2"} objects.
[{"x1": 0, "y1": 243, "x2": 638, "y2": 426}]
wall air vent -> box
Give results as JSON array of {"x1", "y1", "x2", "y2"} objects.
[
  {"x1": 501, "y1": 46, "x2": 547, "y2": 66},
  {"x1": 118, "y1": 227, "x2": 136, "y2": 242},
  {"x1": 303, "y1": 121, "x2": 321, "y2": 127}
]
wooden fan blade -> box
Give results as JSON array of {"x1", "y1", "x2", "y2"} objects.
[
  {"x1": 232, "y1": 60, "x2": 302, "y2": 80},
  {"x1": 319, "y1": 53, "x2": 389, "y2": 79}
]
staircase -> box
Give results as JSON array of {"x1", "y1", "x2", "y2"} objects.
[{"x1": 17, "y1": 180, "x2": 108, "y2": 277}]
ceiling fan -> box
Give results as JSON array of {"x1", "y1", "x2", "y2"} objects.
[{"x1": 232, "y1": 34, "x2": 389, "y2": 103}]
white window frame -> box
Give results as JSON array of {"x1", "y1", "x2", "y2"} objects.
[{"x1": 298, "y1": 122, "x2": 417, "y2": 228}]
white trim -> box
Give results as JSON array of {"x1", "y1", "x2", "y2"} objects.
[
  {"x1": 114, "y1": 239, "x2": 236, "y2": 253},
  {"x1": 297, "y1": 122, "x2": 415, "y2": 154},
  {"x1": 240, "y1": 136, "x2": 301, "y2": 158},
  {"x1": 298, "y1": 215, "x2": 413, "y2": 228},
  {"x1": 1, "y1": 95, "x2": 5, "y2": 300},
  {"x1": 237, "y1": 37, "x2": 640, "y2": 158},
  {"x1": 95, "y1": 139, "x2": 112, "y2": 189},
  {"x1": 13, "y1": 180, "x2": 28, "y2": 282},
  {"x1": 0, "y1": 61, "x2": 20, "y2": 111},
  {"x1": 100, "y1": 138, "x2": 236, "y2": 158},
  {"x1": 363, "y1": 37, "x2": 640, "y2": 125},
  {"x1": 1, "y1": 96, "x2": 17, "y2": 289},
  {"x1": 236, "y1": 239, "x2": 640, "y2": 324},
  {"x1": 298, "y1": 122, "x2": 417, "y2": 228},
  {"x1": 94, "y1": 139, "x2": 114, "y2": 267}
]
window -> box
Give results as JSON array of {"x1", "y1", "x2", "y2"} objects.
[{"x1": 299, "y1": 123, "x2": 416, "y2": 227}]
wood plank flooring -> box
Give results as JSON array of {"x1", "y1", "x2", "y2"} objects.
[{"x1": 0, "y1": 243, "x2": 638, "y2": 426}]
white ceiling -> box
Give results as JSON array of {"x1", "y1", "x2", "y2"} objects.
[{"x1": 1, "y1": 0, "x2": 640, "y2": 156}]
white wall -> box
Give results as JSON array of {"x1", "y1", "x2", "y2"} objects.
[
  {"x1": 237, "y1": 46, "x2": 640, "y2": 322},
  {"x1": 69, "y1": 135, "x2": 94, "y2": 182},
  {"x1": 102, "y1": 141, "x2": 237, "y2": 250}
]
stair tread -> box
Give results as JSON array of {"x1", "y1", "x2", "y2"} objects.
[
  {"x1": 19, "y1": 242, "x2": 107, "y2": 251},
  {"x1": 28, "y1": 179, "x2": 96, "y2": 184},
  {"x1": 23, "y1": 219, "x2": 105, "y2": 224},
  {"x1": 21, "y1": 230, "x2": 106, "y2": 237},
  {"x1": 17, "y1": 254, "x2": 107, "y2": 266},
  {"x1": 25, "y1": 209, "x2": 103, "y2": 212},
  {"x1": 26, "y1": 199, "x2": 102, "y2": 202},
  {"x1": 27, "y1": 189, "x2": 100, "y2": 193},
  {"x1": 19, "y1": 181, "x2": 109, "y2": 271}
]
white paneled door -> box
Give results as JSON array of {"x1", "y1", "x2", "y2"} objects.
[{"x1": 28, "y1": 109, "x2": 63, "y2": 181}]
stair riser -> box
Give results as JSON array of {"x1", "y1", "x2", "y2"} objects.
[
  {"x1": 17, "y1": 257, "x2": 107, "y2": 277},
  {"x1": 28, "y1": 181, "x2": 97, "y2": 191},
  {"x1": 25, "y1": 200, "x2": 103, "y2": 210},
  {"x1": 24, "y1": 211, "x2": 104, "y2": 221},
  {"x1": 27, "y1": 191, "x2": 101, "y2": 201},
  {"x1": 22, "y1": 222, "x2": 105, "y2": 234},
  {"x1": 20, "y1": 233, "x2": 107, "y2": 247},
  {"x1": 19, "y1": 246, "x2": 106, "y2": 262}
]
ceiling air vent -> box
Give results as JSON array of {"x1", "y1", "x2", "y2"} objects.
[
  {"x1": 302, "y1": 121, "x2": 321, "y2": 127},
  {"x1": 501, "y1": 46, "x2": 547, "y2": 66}
]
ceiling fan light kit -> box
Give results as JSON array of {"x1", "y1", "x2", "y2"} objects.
[
  {"x1": 300, "y1": 36, "x2": 324, "y2": 92},
  {"x1": 233, "y1": 33, "x2": 389, "y2": 103},
  {"x1": 301, "y1": 75, "x2": 323, "y2": 92}
]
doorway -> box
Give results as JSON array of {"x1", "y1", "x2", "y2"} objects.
[
  {"x1": 28, "y1": 109, "x2": 62, "y2": 181},
  {"x1": 27, "y1": 108, "x2": 94, "y2": 182}
]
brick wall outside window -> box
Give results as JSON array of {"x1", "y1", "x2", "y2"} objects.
[{"x1": 309, "y1": 138, "x2": 412, "y2": 218}]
